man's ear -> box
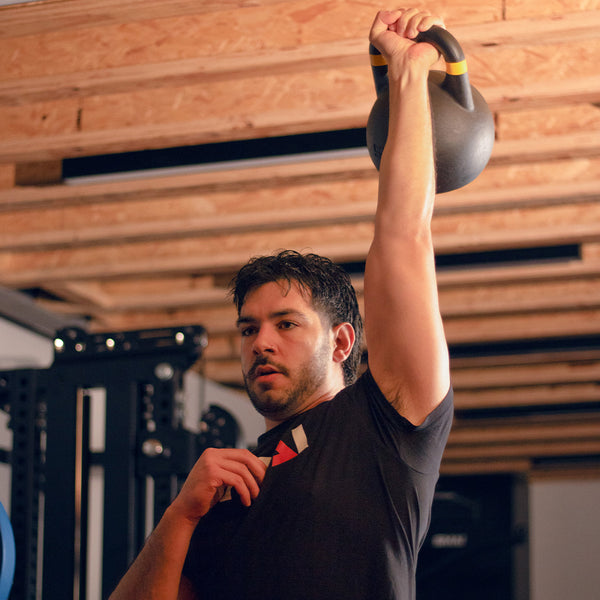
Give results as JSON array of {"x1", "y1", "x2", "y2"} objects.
[{"x1": 331, "y1": 322, "x2": 355, "y2": 364}]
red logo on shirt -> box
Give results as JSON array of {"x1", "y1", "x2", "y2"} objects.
[
  {"x1": 271, "y1": 440, "x2": 298, "y2": 466},
  {"x1": 269, "y1": 424, "x2": 308, "y2": 467}
]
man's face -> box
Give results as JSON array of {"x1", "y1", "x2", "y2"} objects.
[{"x1": 237, "y1": 281, "x2": 335, "y2": 425}]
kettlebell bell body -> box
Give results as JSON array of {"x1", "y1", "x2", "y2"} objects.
[{"x1": 366, "y1": 26, "x2": 495, "y2": 194}]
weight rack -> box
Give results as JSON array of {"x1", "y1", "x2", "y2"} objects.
[{"x1": 0, "y1": 325, "x2": 207, "y2": 600}]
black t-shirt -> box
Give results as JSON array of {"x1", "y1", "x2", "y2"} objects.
[{"x1": 183, "y1": 369, "x2": 453, "y2": 600}]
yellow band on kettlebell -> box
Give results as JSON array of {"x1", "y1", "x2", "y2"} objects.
[
  {"x1": 370, "y1": 54, "x2": 387, "y2": 67},
  {"x1": 446, "y1": 59, "x2": 467, "y2": 76}
]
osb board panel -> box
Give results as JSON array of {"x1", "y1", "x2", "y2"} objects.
[
  {"x1": 468, "y1": 39, "x2": 600, "y2": 88},
  {"x1": 469, "y1": 157, "x2": 600, "y2": 189},
  {"x1": 0, "y1": 0, "x2": 501, "y2": 78},
  {"x1": 444, "y1": 309, "x2": 600, "y2": 343},
  {"x1": 0, "y1": 0, "x2": 290, "y2": 38},
  {"x1": 0, "y1": 42, "x2": 595, "y2": 152},
  {"x1": 451, "y1": 360, "x2": 600, "y2": 387},
  {"x1": 496, "y1": 105, "x2": 600, "y2": 140},
  {"x1": 2, "y1": 12, "x2": 598, "y2": 110},
  {"x1": 439, "y1": 277, "x2": 600, "y2": 315},
  {"x1": 506, "y1": 0, "x2": 600, "y2": 18},
  {"x1": 583, "y1": 242, "x2": 600, "y2": 260},
  {"x1": 0, "y1": 164, "x2": 14, "y2": 188},
  {"x1": 0, "y1": 97, "x2": 79, "y2": 138},
  {"x1": 98, "y1": 275, "x2": 218, "y2": 296},
  {"x1": 77, "y1": 67, "x2": 373, "y2": 132}
]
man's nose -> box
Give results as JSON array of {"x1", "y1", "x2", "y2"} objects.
[{"x1": 252, "y1": 325, "x2": 276, "y2": 354}]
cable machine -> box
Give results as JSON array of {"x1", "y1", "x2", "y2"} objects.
[{"x1": 1, "y1": 325, "x2": 208, "y2": 600}]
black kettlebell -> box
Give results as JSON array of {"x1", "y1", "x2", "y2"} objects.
[{"x1": 366, "y1": 26, "x2": 495, "y2": 193}]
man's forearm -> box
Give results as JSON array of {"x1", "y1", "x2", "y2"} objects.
[
  {"x1": 109, "y1": 505, "x2": 198, "y2": 600},
  {"x1": 376, "y1": 66, "x2": 436, "y2": 238}
]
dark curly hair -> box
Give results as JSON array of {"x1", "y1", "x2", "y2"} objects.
[{"x1": 230, "y1": 250, "x2": 363, "y2": 385}]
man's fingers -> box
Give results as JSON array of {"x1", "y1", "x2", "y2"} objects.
[
  {"x1": 369, "y1": 8, "x2": 444, "y2": 57},
  {"x1": 219, "y1": 459, "x2": 262, "y2": 505},
  {"x1": 203, "y1": 448, "x2": 268, "y2": 507},
  {"x1": 416, "y1": 14, "x2": 446, "y2": 33},
  {"x1": 398, "y1": 8, "x2": 424, "y2": 38}
]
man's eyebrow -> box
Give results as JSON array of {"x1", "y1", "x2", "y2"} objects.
[
  {"x1": 236, "y1": 316, "x2": 255, "y2": 327},
  {"x1": 236, "y1": 309, "x2": 306, "y2": 327}
]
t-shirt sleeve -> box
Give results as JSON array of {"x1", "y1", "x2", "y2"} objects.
[{"x1": 360, "y1": 369, "x2": 454, "y2": 474}]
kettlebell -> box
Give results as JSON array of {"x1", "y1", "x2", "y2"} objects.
[{"x1": 366, "y1": 26, "x2": 495, "y2": 193}]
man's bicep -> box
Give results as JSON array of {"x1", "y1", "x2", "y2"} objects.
[{"x1": 364, "y1": 237, "x2": 450, "y2": 424}]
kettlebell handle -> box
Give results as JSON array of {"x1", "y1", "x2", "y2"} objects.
[{"x1": 369, "y1": 25, "x2": 475, "y2": 111}]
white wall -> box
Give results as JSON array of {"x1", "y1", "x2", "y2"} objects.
[
  {"x1": 0, "y1": 317, "x2": 54, "y2": 512},
  {"x1": 530, "y1": 476, "x2": 600, "y2": 600},
  {"x1": 0, "y1": 317, "x2": 54, "y2": 371}
]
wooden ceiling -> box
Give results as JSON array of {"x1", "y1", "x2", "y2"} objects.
[{"x1": 1, "y1": 0, "x2": 600, "y2": 476}]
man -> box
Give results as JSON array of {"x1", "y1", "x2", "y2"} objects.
[{"x1": 109, "y1": 8, "x2": 452, "y2": 600}]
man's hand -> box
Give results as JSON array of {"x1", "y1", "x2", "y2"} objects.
[
  {"x1": 171, "y1": 448, "x2": 268, "y2": 524},
  {"x1": 369, "y1": 9, "x2": 444, "y2": 74}
]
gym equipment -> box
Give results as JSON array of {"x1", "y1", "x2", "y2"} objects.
[
  {"x1": 366, "y1": 26, "x2": 495, "y2": 193},
  {"x1": 0, "y1": 502, "x2": 15, "y2": 600},
  {"x1": 2, "y1": 326, "x2": 207, "y2": 600}
]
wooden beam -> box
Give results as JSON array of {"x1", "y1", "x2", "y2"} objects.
[
  {"x1": 449, "y1": 417, "x2": 600, "y2": 445},
  {"x1": 490, "y1": 131, "x2": 600, "y2": 166},
  {"x1": 444, "y1": 310, "x2": 600, "y2": 344},
  {"x1": 451, "y1": 361, "x2": 600, "y2": 389},
  {"x1": 440, "y1": 277, "x2": 600, "y2": 317},
  {"x1": 42, "y1": 281, "x2": 115, "y2": 309},
  {"x1": 437, "y1": 259, "x2": 600, "y2": 288},
  {"x1": 0, "y1": 163, "x2": 14, "y2": 188},
  {"x1": 483, "y1": 75, "x2": 600, "y2": 112},
  {"x1": 451, "y1": 349, "x2": 600, "y2": 370},
  {"x1": 14, "y1": 160, "x2": 62, "y2": 185},
  {"x1": 455, "y1": 382, "x2": 600, "y2": 409},
  {"x1": 443, "y1": 439, "x2": 600, "y2": 460}
]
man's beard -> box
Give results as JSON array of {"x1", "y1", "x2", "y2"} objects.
[{"x1": 243, "y1": 339, "x2": 330, "y2": 422}]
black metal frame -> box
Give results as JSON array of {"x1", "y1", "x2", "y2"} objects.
[{"x1": 1, "y1": 325, "x2": 207, "y2": 600}]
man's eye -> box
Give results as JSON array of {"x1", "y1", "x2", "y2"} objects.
[
  {"x1": 240, "y1": 327, "x2": 256, "y2": 337},
  {"x1": 279, "y1": 321, "x2": 296, "y2": 330}
]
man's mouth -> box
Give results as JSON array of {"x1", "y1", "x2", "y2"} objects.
[{"x1": 250, "y1": 361, "x2": 286, "y2": 381}]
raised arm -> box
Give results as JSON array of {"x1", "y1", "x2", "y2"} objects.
[{"x1": 364, "y1": 9, "x2": 450, "y2": 425}]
